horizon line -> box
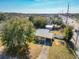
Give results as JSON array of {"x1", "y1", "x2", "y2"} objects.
[{"x1": 0, "y1": 11, "x2": 79, "y2": 14}]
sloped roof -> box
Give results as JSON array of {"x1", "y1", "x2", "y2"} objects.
[{"x1": 35, "y1": 29, "x2": 53, "y2": 39}]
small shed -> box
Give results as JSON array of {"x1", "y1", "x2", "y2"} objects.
[{"x1": 53, "y1": 35, "x2": 65, "y2": 39}]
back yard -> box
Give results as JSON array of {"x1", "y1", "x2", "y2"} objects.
[{"x1": 48, "y1": 39, "x2": 76, "y2": 59}]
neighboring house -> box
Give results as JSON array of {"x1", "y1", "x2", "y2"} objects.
[
  {"x1": 45, "y1": 25, "x2": 54, "y2": 30},
  {"x1": 45, "y1": 24, "x2": 62, "y2": 30}
]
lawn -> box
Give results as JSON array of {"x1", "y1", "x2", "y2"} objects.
[
  {"x1": 48, "y1": 40, "x2": 76, "y2": 59},
  {"x1": 29, "y1": 43, "x2": 42, "y2": 59},
  {"x1": 50, "y1": 30, "x2": 63, "y2": 35}
]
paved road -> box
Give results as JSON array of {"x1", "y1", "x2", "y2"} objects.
[
  {"x1": 59, "y1": 15, "x2": 79, "y2": 59},
  {"x1": 37, "y1": 46, "x2": 49, "y2": 59},
  {"x1": 59, "y1": 15, "x2": 79, "y2": 43}
]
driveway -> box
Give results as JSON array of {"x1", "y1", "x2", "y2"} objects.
[{"x1": 37, "y1": 46, "x2": 49, "y2": 59}]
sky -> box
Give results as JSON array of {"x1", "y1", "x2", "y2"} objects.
[{"x1": 0, "y1": 0, "x2": 79, "y2": 14}]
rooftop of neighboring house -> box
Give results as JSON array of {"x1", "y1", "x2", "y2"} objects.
[{"x1": 45, "y1": 25, "x2": 54, "y2": 28}]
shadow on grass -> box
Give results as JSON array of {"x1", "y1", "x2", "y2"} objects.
[
  {"x1": 67, "y1": 41, "x2": 76, "y2": 50},
  {"x1": 66, "y1": 41, "x2": 77, "y2": 57},
  {"x1": 0, "y1": 45, "x2": 30, "y2": 59}
]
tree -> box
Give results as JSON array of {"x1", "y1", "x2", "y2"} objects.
[
  {"x1": 1, "y1": 18, "x2": 35, "y2": 59},
  {"x1": 64, "y1": 26, "x2": 73, "y2": 42},
  {"x1": 29, "y1": 16, "x2": 47, "y2": 28},
  {"x1": 51, "y1": 17, "x2": 63, "y2": 25},
  {"x1": 29, "y1": 16, "x2": 34, "y2": 22},
  {"x1": 61, "y1": 24, "x2": 66, "y2": 29},
  {"x1": 0, "y1": 13, "x2": 7, "y2": 21}
]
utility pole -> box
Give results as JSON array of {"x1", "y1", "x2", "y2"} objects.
[
  {"x1": 62, "y1": 9, "x2": 63, "y2": 14},
  {"x1": 66, "y1": 3, "x2": 70, "y2": 24}
]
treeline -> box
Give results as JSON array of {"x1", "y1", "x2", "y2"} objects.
[{"x1": 0, "y1": 13, "x2": 64, "y2": 28}]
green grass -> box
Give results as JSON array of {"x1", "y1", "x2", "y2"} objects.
[{"x1": 48, "y1": 40, "x2": 76, "y2": 59}]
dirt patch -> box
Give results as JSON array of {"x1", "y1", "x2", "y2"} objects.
[
  {"x1": 0, "y1": 42, "x2": 42, "y2": 59},
  {"x1": 29, "y1": 43, "x2": 42, "y2": 59},
  {"x1": 51, "y1": 31, "x2": 62, "y2": 35},
  {"x1": 53, "y1": 40, "x2": 66, "y2": 46}
]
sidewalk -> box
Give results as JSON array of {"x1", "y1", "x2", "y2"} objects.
[
  {"x1": 71, "y1": 39, "x2": 79, "y2": 59},
  {"x1": 37, "y1": 46, "x2": 49, "y2": 59}
]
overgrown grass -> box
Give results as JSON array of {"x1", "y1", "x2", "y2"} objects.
[{"x1": 48, "y1": 40, "x2": 76, "y2": 59}]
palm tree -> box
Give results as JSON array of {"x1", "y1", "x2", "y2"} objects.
[
  {"x1": 64, "y1": 26, "x2": 73, "y2": 42},
  {"x1": 1, "y1": 18, "x2": 35, "y2": 59}
]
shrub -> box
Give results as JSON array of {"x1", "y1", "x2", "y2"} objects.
[{"x1": 64, "y1": 26, "x2": 73, "y2": 42}]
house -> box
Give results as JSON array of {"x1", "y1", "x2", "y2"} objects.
[
  {"x1": 35, "y1": 29, "x2": 65, "y2": 45},
  {"x1": 35, "y1": 29, "x2": 53, "y2": 45},
  {"x1": 45, "y1": 25, "x2": 54, "y2": 30}
]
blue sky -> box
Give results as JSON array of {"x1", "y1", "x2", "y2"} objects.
[{"x1": 0, "y1": 0, "x2": 79, "y2": 13}]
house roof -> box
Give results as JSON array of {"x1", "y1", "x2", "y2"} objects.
[
  {"x1": 35, "y1": 29, "x2": 53, "y2": 39},
  {"x1": 53, "y1": 35, "x2": 65, "y2": 39},
  {"x1": 45, "y1": 25, "x2": 54, "y2": 28},
  {"x1": 35, "y1": 29, "x2": 65, "y2": 39}
]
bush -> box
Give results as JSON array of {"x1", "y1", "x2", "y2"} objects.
[{"x1": 64, "y1": 26, "x2": 73, "y2": 42}]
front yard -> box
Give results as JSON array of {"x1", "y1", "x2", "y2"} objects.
[
  {"x1": 0, "y1": 30, "x2": 76, "y2": 59},
  {"x1": 48, "y1": 40, "x2": 76, "y2": 59},
  {"x1": 0, "y1": 42, "x2": 43, "y2": 59},
  {"x1": 28, "y1": 43, "x2": 42, "y2": 59}
]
